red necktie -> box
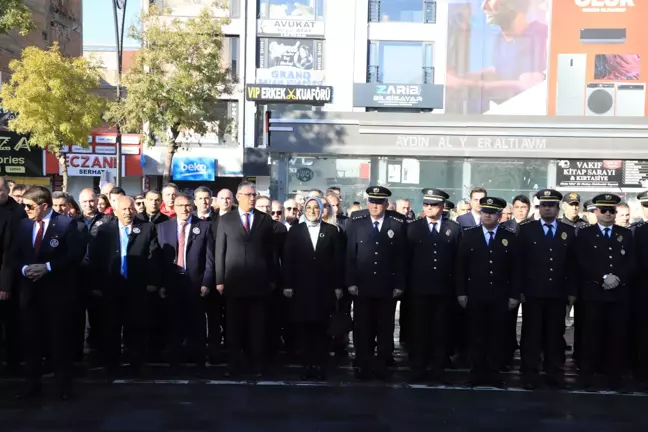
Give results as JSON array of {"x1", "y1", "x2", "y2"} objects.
[
  {"x1": 177, "y1": 221, "x2": 186, "y2": 269},
  {"x1": 243, "y1": 213, "x2": 250, "y2": 232},
  {"x1": 33, "y1": 220, "x2": 44, "y2": 253}
]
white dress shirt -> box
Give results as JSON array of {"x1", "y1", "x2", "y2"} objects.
[
  {"x1": 370, "y1": 215, "x2": 385, "y2": 232},
  {"x1": 482, "y1": 225, "x2": 499, "y2": 245},
  {"x1": 177, "y1": 217, "x2": 192, "y2": 269},
  {"x1": 307, "y1": 223, "x2": 320, "y2": 250},
  {"x1": 22, "y1": 210, "x2": 54, "y2": 276},
  {"x1": 239, "y1": 209, "x2": 254, "y2": 230},
  {"x1": 472, "y1": 212, "x2": 482, "y2": 226},
  {"x1": 427, "y1": 218, "x2": 441, "y2": 233}
]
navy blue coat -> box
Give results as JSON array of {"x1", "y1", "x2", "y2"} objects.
[
  {"x1": 457, "y1": 212, "x2": 479, "y2": 229},
  {"x1": 157, "y1": 217, "x2": 215, "y2": 290}
]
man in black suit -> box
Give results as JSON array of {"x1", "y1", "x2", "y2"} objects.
[
  {"x1": 215, "y1": 181, "x2": 277, "y2": 377},
  {"x1": 503, "y1": 195, "x2": 530, "y2": 234},
  {"x1": 456, "y1": 196, "x2": 519, "y2": 388},
  {"x1": 0, "y1": 177, "x2": 27, "y2": 376},
  {"x1": 407, "y1": 188, "x2": 462, "y2": 383},
  {"x1": 158, "y1": 194, "x2": 214, "y2": 370},
  {"x1": 136, "y1": 190, "x2": 170, "y2": 225},
  {"x1": 575, "y1": 193, "x2": 635, "y2": 390},
  {"x1": 88, "y1": 195, "x2": 160, "y2": 378},
  {"x1": 13, "y1": 186, "x2": 85, "y2": 400},
  {"x1": 347, "y1": 186, "x2": 407, "y2": 381},
  {"x1": 517, "y1": 189, "x2": 577, "y2": 390},
  {"x1": 457, "y1": 187, "x2": 487, "y2": 229}
]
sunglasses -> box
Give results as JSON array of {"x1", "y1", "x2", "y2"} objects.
[
  {"x1": 599, "y1": 208, "x2": 616, "y2": 214},
  {"x1": 23, "y1": 203, "x2": 40, "y2": 210},
  {"x1": 423, "y1": 203, "x2": 441, "y2": 207},
  {"x1": 285, "y1": 207, "x2": 296, "y2": 211},
  {"x1": 271, "y1": 211, "x2": 282, "y2": 216},
  {"x1": 136, "y1": 201, "x2": 145, "y2": 206}
]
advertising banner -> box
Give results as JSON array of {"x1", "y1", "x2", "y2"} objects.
[
  {"x1": 171, "y1": 156, "x2": 216, "y2": 181},
  {"x1": 444, "y1": 0, "x2": 646, "y2": 117},
  {"x1": 257, "y1": 19, "x2": 325, "y2": 38},
  {"x1": 353, "y1": 84, "x2": 444, "y2": 109},
  {"x1": 256, "y1": 38, "x2": 325, "y2": 85},
  {"x1": 0, "y1": 132, "x2": 44, "y2": 176},
  {"x1": 556, "y1": 159, "x2": 622, "y2": 187},
  {"x1": 246, "y1": 84, "x2": 332, "y2": 103}
]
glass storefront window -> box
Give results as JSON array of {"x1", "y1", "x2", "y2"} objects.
[
  {"x1": 259, "y1": 0, "x2": 324, "y2": 20},
  {"x1": 470, "y1": 159, "x2": 548, "y2": 203}
]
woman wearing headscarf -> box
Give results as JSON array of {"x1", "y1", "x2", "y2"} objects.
[{"x1": 283, "y1": 196, "x2": 344, "y2": 380}]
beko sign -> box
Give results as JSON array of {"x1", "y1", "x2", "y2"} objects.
[{"x1": 575, "y1": 0, "x2": 634, "y2": 12}]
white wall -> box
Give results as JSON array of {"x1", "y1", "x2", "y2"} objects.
[{"x1": 67, "y1": 176, "x2": 142, "y2": 200}]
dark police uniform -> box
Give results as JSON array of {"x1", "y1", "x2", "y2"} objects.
[
  {"x1": 442, "y1": 200, "x2": 455, "y2": 221},
  {"x1": 574, "y1": 194, "x2": 635, "y2": 389},
  {"x1": 560, "y1": 193, "x2": 590, "y2": 230},
  {"x1": 455, "y1": 197, "x2": 519, "y2": 387},
  {"x1": 516, "y1": 189, "x2": 577, "y2": 389},
  {"x1": 631, "y1": 190, "x2": 648, "y2": 386},
  {"x1": 346, "y1": 186, "x2": 406, "y2": 380},
  {"x1": 407, "y1": 188, "x2": 462, "y2": 382}
]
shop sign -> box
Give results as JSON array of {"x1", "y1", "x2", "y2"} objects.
[
  {"x1": 556, "y1": 159, "x2": 622, "y2": 187},
  {"x1": 64, "y1": 154, "x2": 119, "y2": 177},
  {"x1": 257, "y1": 19, "x2": 325, "y2": 38},
  {"x1": 246, "y1": 84, "x2": 332, "y2": 103},
  {"x1": 256, "y1": 38, "x2": 324, "y2": 85},
  {"x1": 171, "y1": 156, "x2": 215, "y2": 181},
  {"x1": 354, "y1": 84, "x2": 444, "y2": 109},
  {"x1": 621, "y1": 160, "x2": 648, "y2": 187},
  {"x1": 0, "y1": 132, "x2": 44, "y2": 176}
]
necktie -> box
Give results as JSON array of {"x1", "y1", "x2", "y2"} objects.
[
  {"x1": 243, "y1": 213, "x2": 250, "y2": 232},
  {"x1": 177, "y1": 221, "x2": 186, "y2": 269},
  {"x1": 33, "y1": 220, "x2": 44, "y2": 253},
  {"x1": 487, "y1": 231, "x2": 494, "y2": 246},
  {"x1": 545, "y1": 223, "x2": 554, "y2": 239},
  {"x1": 373, "y1": 221, "x2": 380, "y2": 238},
  {"x1": 430, "y1": 222, "x2": 438, "y2": 235},
  {"x1": 604, "y1": 227, "x2": 611, "y2": 238},
  {"x1": 121, "y1": 226, "x2": 129, "y2": 277}
]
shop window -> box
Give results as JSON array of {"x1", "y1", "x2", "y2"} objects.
[
  {"x1": 470, "y1": 159, "x2": 548, "y2": 203},
  {"x1": 368, "y1": 0, "x2": 437, "y2": 23},
  {"x1": 368, "y1": 41, "x2": 434, "y2": 84}
]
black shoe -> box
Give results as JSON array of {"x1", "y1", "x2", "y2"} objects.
[
  {"x1": 429, "y1": 370, "x2": 449, "y2": 386},
  {"x1": 315, "y1": 367, "x2": 327, "y2": 381},
  {"x1": 59, "y1": 392, "x2": 72, "y2": 402},
  {"x1": 409, "y1": 370, "x2": 427, "y2": 383},
  {"x1": 355, "y1": 368, "x2": 371, "y2": 381},
  {"x1": 546, "y1": 377, "x2": 568, "y2": 390},
  {"x1": 15, "y1": 386, "x2": 42, "y2": 400},
  {"x1": 300, "y1": 366, "x2": 314, "y2": 380},
  {"x1": 375, "y1": 368, "x2": 390, "y2": 381},
  {"x1": 489, "y1": 380, "x2": 506, "y2": 389},
  {"x1": 579, "y1": 377, "x2": 593, "y2": 391}
]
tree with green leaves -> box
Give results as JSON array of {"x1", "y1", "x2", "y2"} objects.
[
  {"x1": 105, "y1": 3, "x2": 236, "y2": 182},
  {"x1": 0, "y1": 0, "x2": 34, "y2": 35},
  {"x1": 0, "y1": 43, "x2": 104, "y2": 191}
]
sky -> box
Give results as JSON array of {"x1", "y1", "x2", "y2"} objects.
[{"x1": 82, "y1": 0, "x2": 141, "y2": 48}]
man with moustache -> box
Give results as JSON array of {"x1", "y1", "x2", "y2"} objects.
[
  {"x1": 13, "y1": 186, "x2": 85, "y2": 400},
  {"x1": 88, "y1": 196, "x2": 160, "y2": 378}
]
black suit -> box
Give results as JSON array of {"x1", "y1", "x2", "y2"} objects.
[
  {"x1": 516, "y1": 220, "x2": 577, "y2": 384},
  {"x1": 268, "y1": 220, "x2": 290, "y2": 356},
  {"x1": 88, "y1": 219, "x2": 160, "y2": 371},
  {"x1": 632, "y1": 222, "x2": 648, "y2": 381},
  {"x1": 575, "y1": 224, "x2": 635, "y2": 383},
  {"x1": 283, "y1": 222, "x2": 344, "y2": 368},
  {"x1": 457, "y1": 212, "x2": 480, "y2": 229},
  {"x1": 456, "y1": 224, "x2": 519, "y2": 383},
  {"x1": 136, "y1": 211, "x2": 169, "y2": 225},
  {"x1": 346, "y1": 212, "x2": 406, "y2": 374},
  {"x1": 13, "y1": 212, "x2": 85, "y2": 393},
  {"x1": 406, "y1": 218, "x2": 462, "y2": 377},
  {"x1": 215, "y1": 210, "x2": 277, "y2": 372}
]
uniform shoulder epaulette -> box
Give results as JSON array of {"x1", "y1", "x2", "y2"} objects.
[
  {"x1": 445, "y1": 219, "x2": 460, "y2": 227},
  {"x1": 464, "y1": 225, "x2": 481, "y2": 231},
  {"x1": 519, "y1": 219, "x2": 534, "y2": 226},
  {"x1": 503, "y1": 225, "x2": 516, "y2": 233},
  {"x1": 631, "y1": 221, "x2": 644, "y2": 228},
  {"x1": 389, "y1": 215, "x2": 405, "y2": 224},
  {"x1": 351, "y1": 213, "x2": 367, "y2": 221}
]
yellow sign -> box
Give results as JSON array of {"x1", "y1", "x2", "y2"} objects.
[{"x1": 246, "y1": 84, "x2": 333, "y2": 103}]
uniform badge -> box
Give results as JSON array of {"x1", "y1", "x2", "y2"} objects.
[
  {"x1": 96, "y1": 221, "x2": 103, "y2": 226},
  {"x1": 319, "y1": 233, "x2": 325, "y2": 238},
  {"x1": 618, "y1": 235, "x2": 623, "y2": 242},
  {"x1": 502, "y1": 239, "x2": 508, "y2": 247},
  {"x1": 621, "y1": 249, "x2": 626, "y2": 256},
  {"x1": 445, "y1": 229, "x2": 451, "y2": 236},
  {"x1": 387, "y1": 230, "x2": 394, "y2": 238},
  {"x1": 487, "y1": 198, "x2": 493, "y2": 205},
  {"x1": 192, "y1": 227, "x2": 200, "y2": 235},
  {"x1": 132, "y1": 227, "x2": 141, "y2": 234},
  {"x1": 49, "y1": 239, "x2": 59, "y2": 248},
  {"x1": 561, "y1": 232, "x2": 567, "y2": 240}
]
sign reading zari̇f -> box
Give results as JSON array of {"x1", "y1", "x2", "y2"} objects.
[{"x1": 245, "y1": 84, "x2": 332, "y2": 104}]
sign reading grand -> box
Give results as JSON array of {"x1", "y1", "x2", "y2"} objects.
[
  {"x1": 353, "y1": 83, "x2": 445, "y2": 109},
  {"x1": 257, "y1": 19, "x2": 325, "y2": 38},
  {"x1": 0, "y1": 132, "x2": 44, "y2": 176},
  {"x1": 246, "y1": 84, "x2": 332, "y2": 103}
]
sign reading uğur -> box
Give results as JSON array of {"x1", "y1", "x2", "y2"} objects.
[{"x1": 245, "y1": 84, "x2": 332, "y2": 104}]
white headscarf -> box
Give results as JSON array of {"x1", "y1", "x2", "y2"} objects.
[{"x1": 303, "y1": 196, "x2": 323, "y2": 228}]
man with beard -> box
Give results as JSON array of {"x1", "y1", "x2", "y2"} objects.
[
  {"x1": 0, "y1": 177, "x2": 26, "y2": 376},
  {"x1": 447, "y1": 0, "x2": 547, "y2": 113}
]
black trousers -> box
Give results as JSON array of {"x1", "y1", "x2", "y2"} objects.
[
  {"x1": 21, "y1": 292, "x2": 73, "y2": 392},
  {"x1": 204, "y1": 291, "x2": 223, "y2": 359},
  {"x1": 410, "y1": 294, "x2": 449, "y2": 374},
  {"x1": 266, "y1": 288, "x2": 286, "y2": 356},
  {"x1": 467, "y1": 299, "x2": 508, "y2": 381},
  {"x1": 101, "y1": 284, "x2": 149, "y2": 370},
  {"x1": 0, "y1": 295, "x2": 21, "y2": 370},
  {"x1": 168, "y1": 275, "x2": 207, "y2": 365},
  {"x1": 399, "y1": 290, "x2": 412, "y2": 347},
  {"x1": 448, "y1": 302, "x2": 468, "y2": 363},
  {"x1": 635, "y1": 296, "x2": 648, "y2": 381},
  {"x1": 226, "y1": 297, "x2": 266, "y2": 371},
  {"x1": 297, "y1": 322, "x2": 329, "y2": 368},
  {"x1": 580, "y1": 300, "x2": 628, "y2": 380},
  {"x1": 502, "y1": 305, "x2": 520, "y2": 367},
  {"x1": 354, "y1": 297, "x2": 393, "y2": 371},
  {"x1": 521, "y1": 298, "x2": 566, "y2": 381}
]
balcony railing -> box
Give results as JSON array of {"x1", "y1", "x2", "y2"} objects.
[
  {"x1": 424, "y1": 0, "x2": 437, "y2": 23},
  {"x1": 368, "y1": 0, "x2": 381, "y2": 22},
  {"x1": 367, "y1": 65, "x2": 381, "y2": 83},
  {"x1": 423, "y1": 66, "x2": 435, "y2": 84}
]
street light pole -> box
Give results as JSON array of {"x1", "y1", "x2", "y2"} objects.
[{"x1": 112, "y1": 0, "x2": 128, "y2": 187}]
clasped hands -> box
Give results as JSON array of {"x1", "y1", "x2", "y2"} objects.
[{"x1": 23, "y1": 264, "x2": 49, "y2": 282}]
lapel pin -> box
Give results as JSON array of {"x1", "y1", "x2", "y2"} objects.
[
  {"x1": 49, "y1": 239, "x2": 59, "y2": 248},
  {"x1": 617, "y1": 235, "x2": 623, "y2": 242},
  {"x1": 319, "y1": 233, "x2": 324, "y2": 238},
  {"x1": 132, "y1": 227, "x2": 141, "y2": 234},
  {"x1": 192, "y1": 227, "x2": 201, "y2": 235},
  {"x1": 387, "y1": 230, "x2": 394, "y2": 238},
  {"x1": 96, "y1": 221, "x2": 103, "y2": 226},
  {"x1": 445, "y1": 229, "x2": 451, "y2": 236}
]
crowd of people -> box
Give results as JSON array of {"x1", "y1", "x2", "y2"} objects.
[{"x1": 0, "y1": 177, "x2": 647, "y2": 401}]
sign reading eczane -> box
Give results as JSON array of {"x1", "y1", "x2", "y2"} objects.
[{"x1": 245, "y1": 84, "x2": 333, "y2": 104}]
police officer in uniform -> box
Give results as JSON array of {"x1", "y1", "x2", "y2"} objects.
[
  {"x1": 575, "y1": 193, "x2": 634, "y2": 390},
  {"x1": 347, "y1": 186, "x2": 406, "y2": 380},
  {"x1": 631, "y1": 190, "x2": 648, "y2": 230},
  {"x1": 407, "y1": 188, "x2": 462, "y2": 383},
  {"x1": 443, "y1": 200, "x2": 455, "y2": 220},
  {"x1": 456, "y1": 196, "x2": 519, "y2": 388},
  {"x1": 517, "y1": 189, "x2": 577, "y2": 389},
  {"x1": 560, "y1": 192, "x2": 589, "y2": 230}
]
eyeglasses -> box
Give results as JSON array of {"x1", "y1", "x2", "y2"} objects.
[
  {"x1": 599, "y1": 208, "x2": 616, "y2": 214},
  {"x1": 271, "y1": 211, "x2": 283, "y2": 216},
  {"x1": 135, "y1": 201, "x2": 145, "y2": 206},
  {"x1": 285, "y1": 207, "x2": 296, "y2": 211}
]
